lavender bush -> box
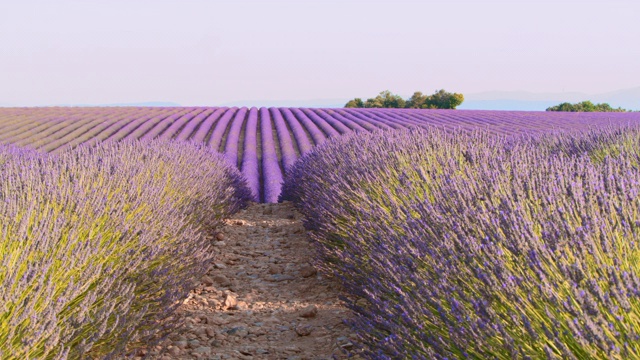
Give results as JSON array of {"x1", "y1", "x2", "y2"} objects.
[
  {"x1": 282, "y1": 127, "x2": 640, "y2": 359},
  {"x1": 261, "y1": 107, "x2": 284, "y2": 203},
  {"x1": 0, "y1": 140, "x2": 250, "y2": 359}
]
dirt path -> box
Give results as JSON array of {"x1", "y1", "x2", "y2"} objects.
[{"x1": 136, "y1": 202, "x2": 360, "y2": 360}]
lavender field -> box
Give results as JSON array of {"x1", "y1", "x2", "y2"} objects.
[
  {"x1": 2, "y1": 107, "x2": 640, "y2": 202},
  {"x1": 4, "y1": 107, "x2": 640, "y2": 359}
]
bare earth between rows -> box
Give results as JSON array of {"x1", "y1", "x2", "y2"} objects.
[{"x1": 128, "y1": 202, "x2": 361, "y2": 360}]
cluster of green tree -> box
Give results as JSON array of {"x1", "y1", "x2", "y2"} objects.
[
  {"x1": 345, "y1": 89, "x2": 464, "y2": 109},
  {"x1": 546, "y1": 100, "x2": 629, "y2": 112}
]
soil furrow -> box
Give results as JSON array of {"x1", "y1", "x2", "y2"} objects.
[{"x1": 132, "y1": 202, "x2": 360, "y2": 360}]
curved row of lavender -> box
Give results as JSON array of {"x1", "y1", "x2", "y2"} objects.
[
  {"x1": 0, "y1": 140, "x2": 251, "y2": 359},
  {"x1": 281, "y1": 126, "x2": 640, "y2": 359},
  {"x1": 2, "y1": 107, "x2": 640, "y2": 202}
]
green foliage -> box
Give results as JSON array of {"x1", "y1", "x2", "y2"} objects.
[
  {"x1": 405, "y1": 91, "x2": 428, "y2": 108},
  {"x1": 344, "y1": 98, "x2": 364, "y2": 108},
  {"x1": 364, "y1": 90, "x2": 407, "y2": 109},
  {"x1": 345, "y1": 89, "x2": 464, "y2": 109},
  {"x1": 546, "y1": 100, "x2": 628, "y2": 112},
  {"x1": 423, "y1": 89, "x2": 465, "y2": 109}
]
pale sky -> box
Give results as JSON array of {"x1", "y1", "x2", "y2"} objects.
[{"x1": 0, "y1": 0, "x2": 638, "y2": 106}]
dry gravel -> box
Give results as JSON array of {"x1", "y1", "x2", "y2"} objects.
[{"x1": 129, "y1": 202, "x2": 362, "y2": 360}]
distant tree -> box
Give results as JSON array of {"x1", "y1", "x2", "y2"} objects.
[
  {"x1": 547, "y1": 102, "x2": 575, "y2": 112},
  {"x1": 593, "y1": 102, "x2": 625, "y2": 112},
  {"x1": 406, "y1": 91, "x2": 428, "y2": 109},
  {"x1": 547, "y1": 100, "x2": 628, "y2": 112},
  {"x1": 364, "y1": 90, "x2": 406, "y2": 109},
  {"x1": 364, "y1": 95, "x2": 384, "y2": 108},
  {"x1": 424, "y1": 89, "x2": 465, "y2": 109},
  {"x1": 345, "y1": 98, "x2": 364, "y2": 108},
  {"x1": 345, "y1": 89, "x2": 464, "y2": 109}
]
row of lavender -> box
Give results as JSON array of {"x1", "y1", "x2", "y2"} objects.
[
  {"x1": 281, "y1": 126, "x2": 640, "y2": 359},
  {"x1": 0, "y1": 141, "x2": 250, "y2": 359},
  {"x1": 2, "y1": 107, "x2": 640, "y2": 202}
]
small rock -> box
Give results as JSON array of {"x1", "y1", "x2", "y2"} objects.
[
  {"x1": 173, "y1": 340, "x2": 188, "y2": 349},
  {"x1": 227, "y1": 326, "x2": 249, "y2": 338},
  {"x1": 256, "y1": 348, "x2": 269, "y2": 355},
  {"x1": 239, "y1": 348, "x2": 253, "y2": 356},
  {"x1": 209, "y1": 339, "x2": 222, "y2": 347},
  {"x1": 136, "y1": 348, "x2": 147, "y2": 356},
  {"x1": 167, "y1": 346, "x2": 182, "y2": 356},
  {"x1": 224, "y1": 293, "x2": 238, "y2": 310},
  {"x1": 284, "y1": 345, "x2": 301, "y2": 353},
  {"x1": 341, "y1": 342, "x2": 354, "y2": 350},
  {"x1": 268, "y1": 274, "x2": 295, "y2": 282},
  {"x1": 228, "y1": 282, "x2": 239, "y2": 292},
  {"x1": 267, "y1": 264, "x2": 281, "y2": 274},
  {"x1": 337, "y1": 336, "x2": 354, "y2": 349},
  {"x1": 295, "y1": 324, "x2": 312, "y2": 336},
  {"x1": 201, "y1": 275, "x2": 214, "y2": 286},
  {"x1": 191, "y1": 346, "x2": 212, "y2": 355},
  {"x1": 251, "y1": 327, "x2": 266, "y2": 336},
  {"x1": 213, "y1": 274, "x2": 232, "y2": 287},
  {"x1": 234, "y1": 220, "x2": 245, "y2": 225},
  {"x1": 194, "y1": 295, "x2": 209, "y2": 306},
  {"x1": 214, "y1": 262, "x2": 227, "y2": 269},
  {"x1": 236, "y1": 300, "x2": 248, "y2": 310},
  {"x1": 216, "y1": 233, "x2": 225, "y2": 241},
  {"x1": 205, "y1": 328, "x2": 216, "y2": 338},
  {"x1": 263, "y1": 206, "x2": 273, "y2": 215},
  {"x1": 300, "y1": 265, "x2": 317, "y2": 278},
  {"x1": 213, "y1": 241, "x2": 226, "y2": 247},
  {"x1": 207, "y1": 315, "x2": 228, "y2": 325},
  {"x1": 187, "y1": 339, "x2": 200, "y2": 349},
  {"x1": 299, "y1": 305, "x2": 318, "y2": 318}
]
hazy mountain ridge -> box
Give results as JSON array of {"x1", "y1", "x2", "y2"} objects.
[
  {"x1": 1, "y1": 87, "x2": 637, "y2": 110},
  {"x1": 0, "y1": 101, "x2": 182, "y2": 108},
  {"x1": 221, "y1": 99, "x2": 347, "y2": 108},
  {"x1": 460, "y1": 86, "x2": 640, "y2": 111}
]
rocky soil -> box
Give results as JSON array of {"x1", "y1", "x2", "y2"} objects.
[{"x1": 131, "y1": 202, "x2": 361, "y2": 360}]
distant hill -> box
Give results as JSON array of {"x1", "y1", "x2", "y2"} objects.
[
  {"x1": 460, "y1": 87, "x2": 640, "y2": 111},
  {"x1": 3, "y1": 87, "x2": 638, "y2": 110},
  {"x1": 101, "y1": 101, "x2": 183, "y2": 107},
  {"x1": 595, "y1": 87, "x2": 640, "y2": 110},
  {"x1": 221, "y1": 98, "x2": 346, "y2": 108},
  {"x1": 75, "y1": 101, "x2": 183, "y2": 107},
  {"x1": 0, "y1": 101, "x2": 183, "y2": 108}
]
